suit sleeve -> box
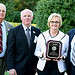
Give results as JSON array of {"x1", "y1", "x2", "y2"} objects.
[
  {"x1": 6, "y1": 29, "x2": 15, "y2": 70},
  {"x1": 66, "y1": 29, "x2": 75, "y2": 74}
]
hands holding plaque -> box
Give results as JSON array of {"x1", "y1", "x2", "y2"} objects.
[
  {"x1": 41, "y1": 53, "x2": 63, "y2": 61},
  {"x1": 45, "y1": 40, "x2": 62, "y2": 61}
]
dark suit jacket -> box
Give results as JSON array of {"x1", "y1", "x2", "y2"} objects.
[
  {"x1": 66, "y1": 29, "x2": 75, "y2": 75},
  {"x1": 6, "y1": 24, "x2": 41, "y2": 75}
]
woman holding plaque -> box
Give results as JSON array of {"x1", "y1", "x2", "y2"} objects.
[{"x1": 34, "y1": 13, "x2": 69, "y2": 75}]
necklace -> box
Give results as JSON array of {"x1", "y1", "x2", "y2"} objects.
[{"x1": 49, "y1": 30, "x2": 59, "y2": 38}]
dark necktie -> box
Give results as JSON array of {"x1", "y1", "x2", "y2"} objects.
[
  {"x1": 0, "y1": 24, "x2": 3, "y2": 54},
  {"x1": 26, "y1": 28, "x2": 30, "y2": 47}
]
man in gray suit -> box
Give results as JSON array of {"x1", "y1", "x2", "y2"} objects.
[{"x1": 0, "y1": 3, "x2": 13, "y2": 75}]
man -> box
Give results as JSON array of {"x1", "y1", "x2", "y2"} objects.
[
  {"x1": 6, "y1": 9, "x2": 41, "y2": 75},
  {"x1": 0, "y1": 3, "x2": 13, "y2": 75},
  {"x1": 66, "y1": 29, "x2": 75, "y2": 75}
]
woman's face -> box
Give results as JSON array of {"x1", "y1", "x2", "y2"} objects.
[{"x1": 50, "y1": 17, "x2": 60, "y2": 30}]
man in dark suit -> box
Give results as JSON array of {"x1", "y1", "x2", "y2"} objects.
[
  {"x1": 0, "y1": 3, "x2": 13, "y2": 75},
  {"x1": 6, "y1": 9, "x2": 41, "y2": 75},
  {"x1": 66, "y1": 29, "x2": 75, "y2": 75}
]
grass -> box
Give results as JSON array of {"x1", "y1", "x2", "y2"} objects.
[
  {"x1": 5, "y1": 71, "x2": 9, "y2": 75},
  {"x1": 9, "y1": 22, "x2": 36, "y2": 27}
]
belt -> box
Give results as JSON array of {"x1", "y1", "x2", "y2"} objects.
[{"x1": 0, "y1": 57, "x2": 4, "y2": 59}]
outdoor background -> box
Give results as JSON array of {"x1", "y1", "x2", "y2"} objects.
[
  {"x1": 0, "y1": 0, "x2": 75, "y2": 33},
  {"x1": 0, "y1": 0, "x2": 75, "y2": 75}
]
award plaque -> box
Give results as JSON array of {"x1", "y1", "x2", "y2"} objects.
[{"x1": 46, "y1": 40, "x2": 62, "y2": 59}]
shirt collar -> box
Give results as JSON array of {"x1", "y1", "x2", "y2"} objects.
[
  {"x1": 1, "y1": 20, "x2": 5, "y2": 26},
  {"x1": 22, "y1": 23, "x2": 31, "y2": 31}
]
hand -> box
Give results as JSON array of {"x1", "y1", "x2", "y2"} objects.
[
  {"x1": 9, "y1": 69, "x2": 17, "y2": 75},
  {"x1": 52, "y1": 58, "x2": 59, "y2": 62},
  {"x1": 42, "y1": 53, "x2": 51, "y2": 61},
  {"x1": 52, "y1": 56, "x2": 64, "y2": 62}
]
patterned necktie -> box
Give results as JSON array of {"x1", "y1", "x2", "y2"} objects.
[
  {"x1": 26, "y1": 28, "x2": 31, "y2": 47},
  {"x1": 0, "y1": 24, "x2": 3, "y2": 54}
]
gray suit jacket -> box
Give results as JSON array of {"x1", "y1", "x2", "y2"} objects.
[
  {"x1": 2, "y1": 20, "x2": 13, "y2": 57},
  {"x1": 0, "y1": 20, "x2": 13, "y2": 75},
  {"x1": 4, "y1": 20, "x2": 13, "y2": 34}
]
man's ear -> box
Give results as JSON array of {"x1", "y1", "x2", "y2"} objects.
[
  {"x1": 31, "y1": 16, "x2": 33, "y2": 20},
  {"x1": 20, "y1": 17, "x2": 22, "y2": 20}
]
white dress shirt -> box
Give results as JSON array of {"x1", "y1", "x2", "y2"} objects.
[
  {"x1": 0, "y1": 21, "x2": 7, "y2": 57},
  {"x1": 71, "y1": 35, "x2": 75, "y2": 66},
  {"x1": 22, "y1": 23, "x2": 31, "y2": 37}
]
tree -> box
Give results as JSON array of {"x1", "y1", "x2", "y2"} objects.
[
  {"x1": 14, "y1": 0, "x2": 40, "y2": 11},
  {"x1": 34, "y1": 0, "x2": 75, "y2": 33},
  {"x1": 5, "y1": 0, "x2": 20, "y2": 22}
]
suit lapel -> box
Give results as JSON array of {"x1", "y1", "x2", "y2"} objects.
[
  {"x1": 30, "y1": 26, "x2": 35, "y2": 48},
  {"x1": 4, "y1": 20, "x2": 9, "y2": 34},
  {"x1": 20, "y1": 25, "x2": 36, "y2": 49},
  {"x1": 20, "y1": 24, "x2": 29, "y2": 49},
  {"x1": 4, "y1": 20, "x2": 13, "y2": 35}
]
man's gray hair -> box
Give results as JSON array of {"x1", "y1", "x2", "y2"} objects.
[
  {"x1": 21, "y1": 9, "x2": 33, "y2": 17},
  {"x1": 0, "y1": 3, "x2": 6, "y2": 13}
]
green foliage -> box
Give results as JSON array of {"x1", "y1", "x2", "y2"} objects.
[
  {"x1": 5, "y1": 0, "x2": 21, "y2": 22},
  {"x1": 34, "y1": 0, "x2": 75, "y2": 33},
  {"x1": 0, "y1": 0, "x2": 6, "y2": 4},
  {"x1": 14, "y1": 0, "x2": 40, "y2": 11},
  {"x1": 0, "y1": 0, "x2": 40, "y2": 23}
]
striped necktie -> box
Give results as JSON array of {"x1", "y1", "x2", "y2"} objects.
[
  {"x1": 26, "y1": 28, "x2": 31, "y2": 47},
  {"x1": 0, "y1": 24, "x2": 3, "y2": 54}
]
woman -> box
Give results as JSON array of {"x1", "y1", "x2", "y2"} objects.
[{"x1": 34, "y1": 13, "x2": 69, "y2": 75}]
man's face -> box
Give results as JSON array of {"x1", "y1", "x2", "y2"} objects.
[
  {"x1": 0, "y1": 5, "x2": 6, "y2": 20},
  {"x1": 21, "y1": 10, "x2": 33, "y2": 27}
]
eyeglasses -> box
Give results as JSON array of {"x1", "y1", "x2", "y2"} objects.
[
  {"x1": 50, "y1": 21, "x2": 59, "y2": 24},
  {"x1": 0, "y1": 10, "x2": 6, "y2": 13}
]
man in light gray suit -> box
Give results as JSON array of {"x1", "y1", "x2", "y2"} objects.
[{"x1": 0, "y1": 3, "x2": 13, "y2": 75}]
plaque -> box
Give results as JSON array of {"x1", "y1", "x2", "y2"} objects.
[{"x1": 46, "y1": 40, "x2": 62, "y2": 59}]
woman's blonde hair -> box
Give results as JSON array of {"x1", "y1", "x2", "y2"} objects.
[{"x1": 48, "y1": 13, "x2": 62, "y2": 28}]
